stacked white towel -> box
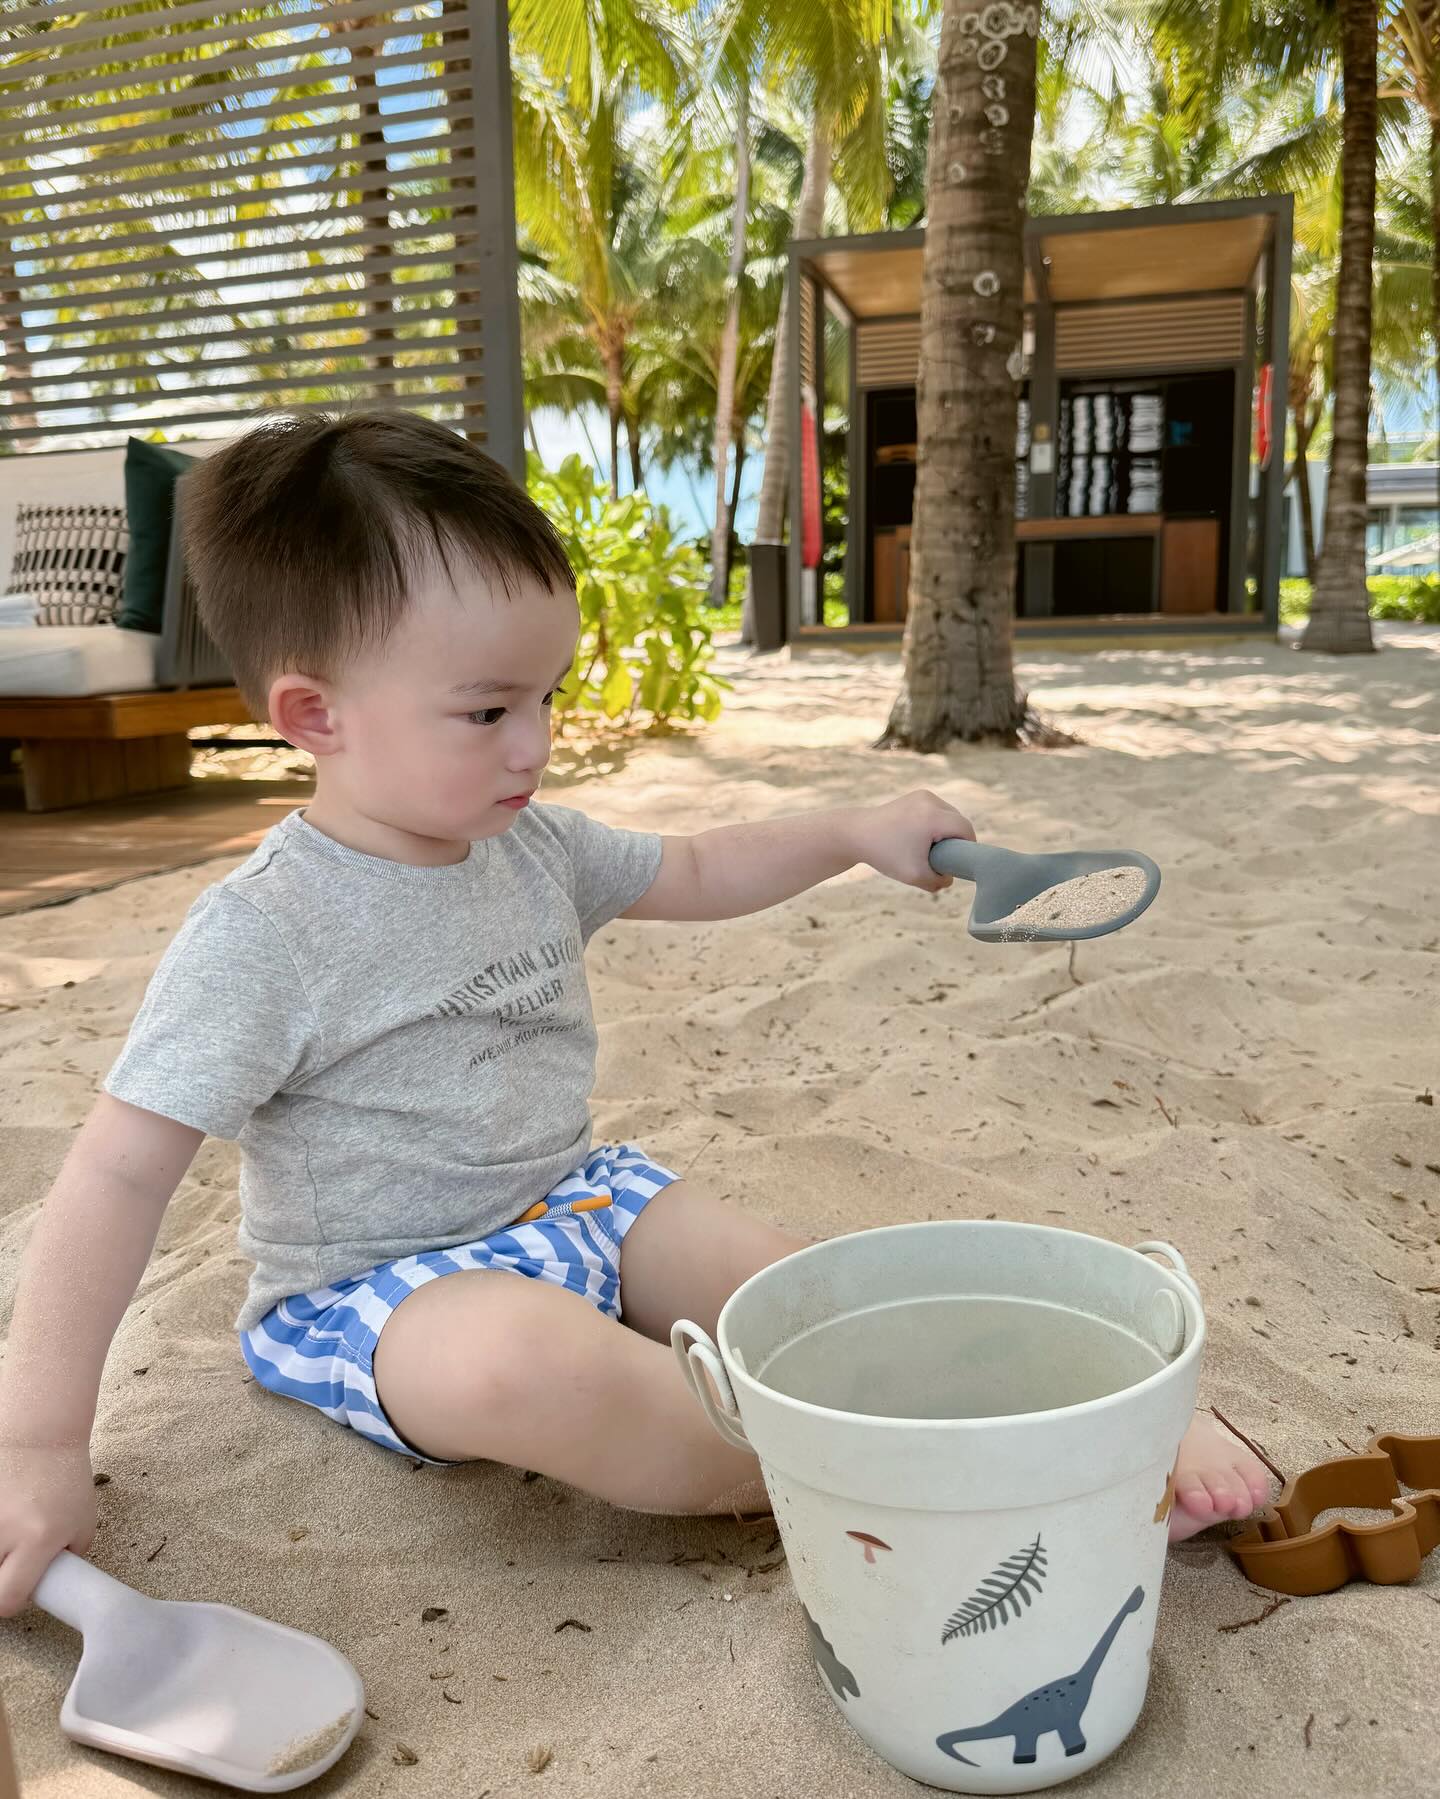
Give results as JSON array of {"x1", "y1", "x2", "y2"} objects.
[{"x1": 0, "y1": 593, "x2": 39, "y2": 628}]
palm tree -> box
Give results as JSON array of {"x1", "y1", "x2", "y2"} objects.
[
  {"x1": 743, "y1": 0, "x2": 906, "y2": 639},
  {"x1": 1303, "y1": 0, "x2": 1379, "y2": 653},
  {"x1": 880, "y1": 0, "x2": 1040, "y2": 748},
  {"x1": 1378, "y1": 3, "x2": 1440, "y2": 520},
  {"x1": 512, "y1": 62, "x2": 675, "y2": 496},
  {"x1": 509, "y1": 0, "x2": 688, "y2": 497}
]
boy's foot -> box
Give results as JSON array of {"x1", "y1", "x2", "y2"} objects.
[{"x1": 1168, "y1": 1410, "x2": 1274, "y2": 1544}]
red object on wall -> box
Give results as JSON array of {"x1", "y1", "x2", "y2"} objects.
[
  {"x1": 1254, "y1": 363, "x2": 1273, "y2": 470},
  {"x1": 800, "y1": 391, "x2": 823, "y2": 570}
]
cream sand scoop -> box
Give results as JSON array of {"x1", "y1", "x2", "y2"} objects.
[
  {"x1": 928, "y1": 839, "x2": 1161, "y2": 943},
  {"x1": 26, "y1": 1550, "x2": 364, "y2": 1791}
]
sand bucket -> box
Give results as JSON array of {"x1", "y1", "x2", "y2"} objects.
[{"x1": 672, "y1": 1222, "x2": 1204, "y2": 1795}]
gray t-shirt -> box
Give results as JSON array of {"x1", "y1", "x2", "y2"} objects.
[{"x1": 103, "y1": 804, "x2": 662, "y2": 1332}]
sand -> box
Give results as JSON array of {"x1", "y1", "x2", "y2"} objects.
[
  {"x1": 2, "y1": 626, "x2": 1438, "y2": 1797},
  {"x1": 996, "y1": 866, "x2": 1150, "y2": 937}
]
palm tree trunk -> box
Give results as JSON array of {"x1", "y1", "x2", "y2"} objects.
[
  {"x1": 1302, "y1": 0, "x2": 1377, "y2": 655},
  {"x1": 729, "y1": 436, "x2": 747, "y2": 526},
  {"x1": 0, "y1": 249, "x2": 37, "y2": 451},
  {"x1": 741, "y1": 112, "x2": 831, "y2": 642},
  {"x1": 1430, "y1": 102, "x2": 1439, "y2": 527},
  {"x1": 1294, "y1": 426, "x2": 1318, "y2": 583},
  {"x1": 334, "y1": 16, "x2": 397, "y2": 407},
  {"x1": 625, "y1": 406, "x2": 643, "y2": 491},
  {"x1": 880, "y1": 0, "x2": 1038, "y2": 747},
  {"x1": 602, "y1": 340, "x2": 623, "y2": 500},
  {"x1": 710, "y1": 84, "x2": 751, "y2": 606},
  {"x1": 441, "y1": 0, "x2": 484, "y2": 434}
]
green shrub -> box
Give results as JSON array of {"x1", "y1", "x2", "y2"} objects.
[
  {"x1": 1279, "y1": 573, "x2": 1440, "y2": 625},
  {"x1": 1367, "y1": 574, "x2": 1440, "y2": 622},
  {"x1": 1279, "y1": 578, "x2": 1311, "y2": 625},
  {"x1": 527, "y1": 453, "x2": 728, "y2": 729}
]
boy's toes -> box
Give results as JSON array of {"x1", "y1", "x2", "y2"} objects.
[
  {"x1": 1168, "y1": 1482, "x2": 1223, "y2": 1543},
  {"x1": 1204, "y1": 1474, "x2": 1249, "y2": 1519}
]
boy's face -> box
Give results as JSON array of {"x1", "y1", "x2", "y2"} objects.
[{"x1": 314, "y1": 561, "x2": 580, "y2": 848}]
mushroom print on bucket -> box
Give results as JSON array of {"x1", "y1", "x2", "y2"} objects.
[{"x1": 936, "y1": 1585, "x2": 1145, "y2": 1768}]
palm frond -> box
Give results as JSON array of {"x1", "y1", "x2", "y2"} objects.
[{"x1": 941, "y1": 1537, "x2": 1049, "y2": 1645}]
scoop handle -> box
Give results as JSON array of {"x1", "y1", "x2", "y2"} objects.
[
  {"x1": 928, "y1": 838, "x2": 1012, "y2": 883},
  {"x1": 32, "y1": 1549, "x2": 138, "y2": 1635}
]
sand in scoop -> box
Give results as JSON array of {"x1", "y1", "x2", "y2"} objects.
[{"x1": 996, "y1": 866, "x2": 1149, "y2": 938}]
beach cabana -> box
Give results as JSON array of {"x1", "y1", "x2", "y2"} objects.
[{"x1": 771, "y1": 195, "x2": 1293, "y2": 649}]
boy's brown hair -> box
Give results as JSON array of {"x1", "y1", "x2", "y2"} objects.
[{"x1": 181, "y1": 409, "x2": 575, "y2": 718}]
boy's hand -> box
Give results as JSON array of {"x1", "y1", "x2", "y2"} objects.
[
  {"x1": 850, "y1": 790, "x2": 975, "y2": 892},
  {"x1": 0, "y1": 1440, "x2": 97, "y2": 1618}
]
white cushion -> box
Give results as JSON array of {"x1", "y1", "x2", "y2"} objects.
[
  {"x1": 0, "y1": 592, "x2": 39, "y2": 626},
  {"x1": 0, "y1": 624, "x2": 160, "y2": 696}
]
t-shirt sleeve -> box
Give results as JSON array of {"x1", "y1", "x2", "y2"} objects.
[
  {"x1": 102, "y1": 887, "x2": 318, "y2": 1140},
  {"x1": 532, "y1": 803, "x2": 662, "y2": 940}
]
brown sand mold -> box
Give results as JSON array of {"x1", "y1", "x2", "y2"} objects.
[
  {"x1": 996, "y1": 867, "x2": 1148, "y2": 938},
  {"x1": 265, "y1": 1709, "x2": 357, "y2": 1778},
  {"x1": 1227, "y1": 1432, "x2": 1440, "y2": 1597}
]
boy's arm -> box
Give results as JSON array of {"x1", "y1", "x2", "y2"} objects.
[
  {"x1": 623, "y1": 789, "x2": 975, "y2": 923},
  {"x1": 0, "y1": 1094, "x2": 203, "y2": 1448}
]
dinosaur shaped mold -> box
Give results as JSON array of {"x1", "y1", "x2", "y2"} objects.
[
  {"x1": 1228, "y1": 1431, "x2": 1440, "y2": 1596},
  {"x1": 936, "y1": 1585, "x2": 1144, "y2": 1768}
]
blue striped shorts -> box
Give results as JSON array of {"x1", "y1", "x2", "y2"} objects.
[{"x1": 238, "y1": 1142, "x2": 678, "y2": 1466}]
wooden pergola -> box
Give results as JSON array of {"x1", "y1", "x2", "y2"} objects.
[{"x1": 781, "y1": 195, "x2": 1294, "y2": 647}]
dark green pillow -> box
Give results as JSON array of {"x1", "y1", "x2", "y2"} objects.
[{"x1": 117, "y1": 437, "x2": 197, "y2": 633}]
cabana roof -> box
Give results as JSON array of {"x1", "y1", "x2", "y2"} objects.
[{"x1": 796, "y1": 199, "x2": 1282, "y2": 318}]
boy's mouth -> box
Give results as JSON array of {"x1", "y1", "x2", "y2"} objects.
[{"x1": 497, "y1": 792, "x2": 534, "y2": 809}]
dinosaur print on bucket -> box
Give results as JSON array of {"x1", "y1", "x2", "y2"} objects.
[
  {"x1": 802, "y1": 1604, "x2": 860, "y2": 1702},
  {"x1": 936, "y1": 1585, "x2": 1144, "y2": 1767}
]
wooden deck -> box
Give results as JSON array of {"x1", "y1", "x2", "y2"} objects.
[{"x1": 0, "y1": 763, "x2": 314, "y2": 918}]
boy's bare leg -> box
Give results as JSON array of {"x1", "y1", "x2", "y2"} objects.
[
  {"x1": 370, "y1": 1273, "x2": 768, "y2": 1513},
  {"x1": 614, "y1": 1180, "x2": 807, "y2": 1345},
  {"x1": 370, "y1": 1183, "x2": 799, "y2": 1513}
]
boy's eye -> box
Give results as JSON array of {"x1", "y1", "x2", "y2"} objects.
[{"x1": 466, "y1": 686, "x2": 568, "y2": 726}]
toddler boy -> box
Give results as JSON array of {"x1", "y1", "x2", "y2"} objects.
[{"x1": 0, "y1": 412, "x2": 1268, "y2": 1617}]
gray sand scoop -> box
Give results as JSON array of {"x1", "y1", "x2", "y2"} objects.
[
  {"x1": 30, "y1": 1550, "x2": 364, "y2": 1791},
  {"x1": 928, "y1": 838, "x2": 1160, "y2": 943}
]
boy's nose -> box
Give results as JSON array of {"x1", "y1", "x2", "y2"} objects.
[{"x1": 505, "y1": 715, "x2": 550, "y2": 773}]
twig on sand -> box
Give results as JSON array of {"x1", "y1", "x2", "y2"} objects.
[
  {"x1": 1209, "y1": 1407, "x2": 1287, "y2": 1486},
  {"x1": 1218, "y1": 1595, "x2": 1290, "y2": 1634},
  {"x1": 1154, "y1": 1093, "x2": 1178, "y2": 1128},
  {"x1": 684, "y1": 1132, "x2": 720, "y2": 1178},
  {"x1": 1304, "y1": 1713, "x2": 1316, "y2": 1749},
  {"x1": 1067, "y1": 942, "x2": 1083, "y2": 986}
]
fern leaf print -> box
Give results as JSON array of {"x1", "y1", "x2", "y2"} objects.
[{"x1": 941, "y1": 1535, "x2": 1048, "y2": 1644}]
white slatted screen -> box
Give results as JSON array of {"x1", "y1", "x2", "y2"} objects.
[{"x1": 0, "y1": 0, "x2": 521, "y2": 464}]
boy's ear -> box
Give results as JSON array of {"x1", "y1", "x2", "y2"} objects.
[{"x1": 268, "y1": 674, "x2": 341, "y2": 756}]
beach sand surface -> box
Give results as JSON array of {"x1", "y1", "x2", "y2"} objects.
[{"x1": 3, "y1": 629, "x2": 1438, "y2": 1797}]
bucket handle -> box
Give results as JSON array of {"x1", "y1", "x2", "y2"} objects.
[
  {"x1": 671, "y1": 1319, "x2": 751, "y2": 1451},
  {"x1": 1131, "y1": 1239, "x2": 1199, "y2": 1296},
  {"x1": 1132, "y1": 1240, "x2": 1203, "y2": 1358}
]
